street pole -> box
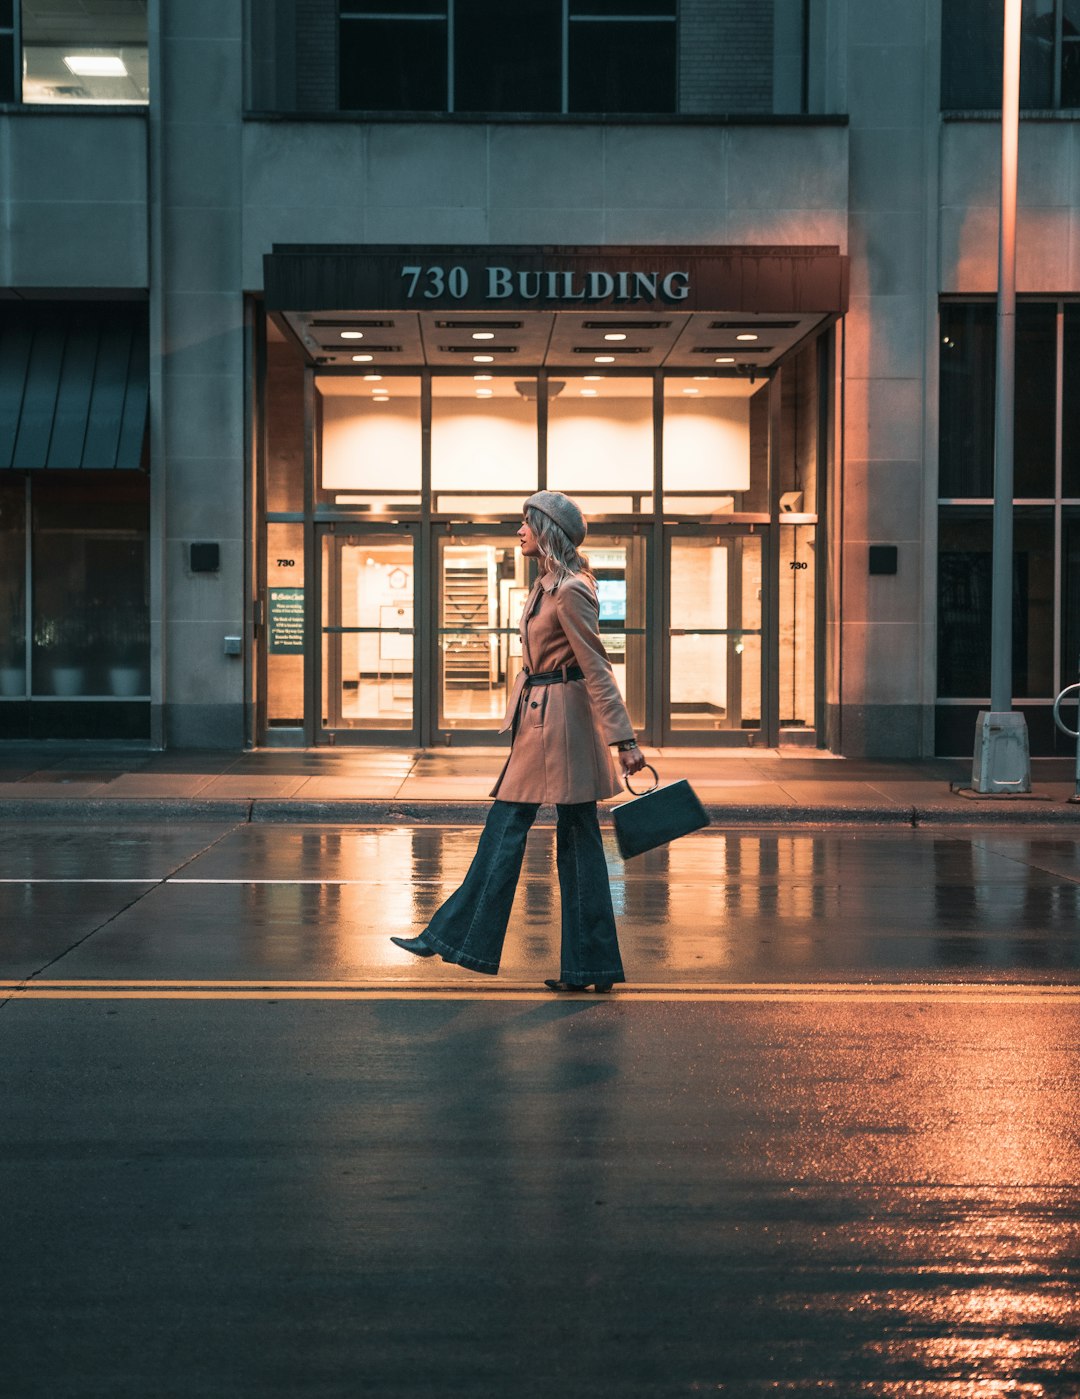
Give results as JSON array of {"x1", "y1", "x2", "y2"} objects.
[{"x1": 972, "y1": 0, "x2": 1031, "y2": 791}]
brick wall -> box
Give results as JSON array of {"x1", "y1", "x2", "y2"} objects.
[{"x1": 679, "y1": 0, "x2": 775, "y2": 115}]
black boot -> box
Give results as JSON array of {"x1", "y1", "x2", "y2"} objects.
[
  {"x1": 390, "y1": 935, "x2": 437, "y2": 959},
  {"x1": 544, "y1": 979, "x2": 613, "y2": 994}
]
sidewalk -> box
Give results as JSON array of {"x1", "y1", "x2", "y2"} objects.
[{"x1": 1, "y1": 744, "x2": 1078, "y2": 824}]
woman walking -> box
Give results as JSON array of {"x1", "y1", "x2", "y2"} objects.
[{"x1": 391, "y1": 491, "x2": 646, "y2": 992}]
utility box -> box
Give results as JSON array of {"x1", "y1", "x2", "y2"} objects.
[{"x1": 972, "y1": 711, "x2": 1031, "y2": 793}]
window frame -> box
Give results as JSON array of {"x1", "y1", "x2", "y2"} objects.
[{"x1": 338, "y1": 0, "x2": 679, "y2": 116}]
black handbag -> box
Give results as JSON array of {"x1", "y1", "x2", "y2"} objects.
[{"x1": 612, "y1": 764, "x2": 710, "y2": 859}]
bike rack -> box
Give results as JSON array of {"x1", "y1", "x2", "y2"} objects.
[{"x1": 1052, "y1": 671, "x2": 1080, "y2": 803}]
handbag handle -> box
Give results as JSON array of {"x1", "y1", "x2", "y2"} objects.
[{"x1": 623, "y1": 763, "x2": 659, "y2": 796}]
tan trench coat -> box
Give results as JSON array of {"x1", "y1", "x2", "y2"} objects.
[{"x1": 490, "y1": 570, "x2": 636, "y2": 805}]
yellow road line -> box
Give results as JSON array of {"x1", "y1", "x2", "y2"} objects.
[{"x1": 2, "y1": 980, "x2": 1079, "y2": 1002}]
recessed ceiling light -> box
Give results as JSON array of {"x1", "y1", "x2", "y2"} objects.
[
  {"x1": 476, "y1": 389, "x2": 494, "y2": 397},
  {"x1": 594, "y1": 355, "x2": 615, "y2": 364},
  {"x1": 340, "y1": 331, "x2": 364, "y2": 340},
  {"x1": 583, "y1": 375, "x2": 604, "y2": 381},
  {"x1": 472, "y1": 332, "x2": 495, "y2": 340},
  {"x1": 473, "y1": 374, "x2": 493, "y2": 381},
  {"x1": 683, "y1": 388, "x2": 699, "y2": 395},
  {"x1": 64, "y1": 54, "x2": 127, "y2": 76},
  {"x1": 715, "y1": 356, "x2": 735, "y2": 364},
  {"x1": 736, "y1": 333, "x2": 759, "y2": 342},
  {"x1": 352, "y1": 354, "x2": 374, "y2": 362},
  {"x1": 693, "y1": 376, "x2": 709, "y2": 381},
  {"x1": 372, "y1": 394, "x2": 390, "y2": 402},
  {"x1": 473, "y1": 355, "x2": 494, "y2": 363},
  {"x1": 603, "y1": 333, "x2": 627, "y2": 342},
  {"x1": 363, "y1": 374, "x2": 383, "y2": 381},
  {"x1": 581, "y1": 389, "x2": 599, "y2": 397}
]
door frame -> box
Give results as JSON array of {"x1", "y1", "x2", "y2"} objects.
[
  {"x1": 660, "y1": 522, "x2": 777, "y2": 747},
  {"x1": 311, "y1": 520, "x2": 421, "y2": 746}
]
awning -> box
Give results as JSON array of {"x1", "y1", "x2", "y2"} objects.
[{"x1": 0, "y1": 302, "x2": 149, "y2": 470}]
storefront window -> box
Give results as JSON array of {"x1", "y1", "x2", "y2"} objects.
[
  {"x1": 319, "y1": 375, "x2": 422, "y2": 507},
  {"x1": 31, "y1": 474, "x2": 150, "y2": 699},
  {"x1": 266, "y1": 334, "x2": 305, "y2": 514},
  {"x1": 1062, "y1": 305, "x2": 1080, "y2": 496},
  {"x1": 0, "y1": 479, "x2": 26, "y2": 697},
  {"x1": 777, "y1": 342, "x2": 819, "y2": 509},
  {"x1": 937, "y1": 507, "x2": 1054, "y2": 698},
  {"x1": 437, "y1": 532, "x2": 525, "y2": 731},
  {"x1": 548, "y1": 377, "x2": 652, "y2": 504},
  {"x1": 662, "y1": 377, "x2": 753, "y2": 514},
  {"x1": 266, "y1": 522, "x2": 305, "y2": 729},
  {"x1": 431, "y1": 376, "x2": 536, "y2": 499},
  {"x1": 21, "y1": 0, "x2": 149, "y2": 105}
]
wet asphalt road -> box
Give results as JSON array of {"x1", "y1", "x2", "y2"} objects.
[{"x1": 2, "y1": 822, "x2": 1079, "y2": 1397}]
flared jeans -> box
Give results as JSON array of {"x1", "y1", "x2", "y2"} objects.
[{"x1": 417, "y1": 799, "x2": 626, "y2": 983}]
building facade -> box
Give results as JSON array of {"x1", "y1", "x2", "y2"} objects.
[{"x1": 0, "y1": 0, "x2": 1076, "y2": 756}]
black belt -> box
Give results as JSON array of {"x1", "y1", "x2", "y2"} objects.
[{"x1": 523, "y1": 665, "x2": 584, "y2": 687}]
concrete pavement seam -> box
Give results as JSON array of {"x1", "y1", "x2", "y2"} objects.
[{"x1": 0, "y1": 820, "x2": 249, "y2": 1014}]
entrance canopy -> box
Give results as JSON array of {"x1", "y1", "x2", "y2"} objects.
[{"x1": 264, "y1": 244, "x2": 847, "y2": 371}]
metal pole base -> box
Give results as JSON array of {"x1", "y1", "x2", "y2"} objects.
[{"x1": 971, "y1": 711, "x2": 1031, "y2": 794}]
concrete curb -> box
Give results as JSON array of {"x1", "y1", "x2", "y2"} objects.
[{"x1": 0, "y1": 797, "x2": 1077, "y2": 825}]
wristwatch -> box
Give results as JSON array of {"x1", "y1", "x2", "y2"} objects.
[{"x1": 617, "y1": 739, "x2": 639, "y2": 752}]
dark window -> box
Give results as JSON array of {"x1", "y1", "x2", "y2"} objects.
[
  {"x1": 1063, "y1": 304, "x2": 1080, "y2": 494},
  {"x1": 339, "y1": 2, "x2": 448, "y2": 111},
  {"x1": 939, "y1": 301, "x2": 1056, "y2": 498},
  {"x1": 937, "y1": 506, "x2": 1054, "y2": 698},
  {"x1": 569, "y1": 8, "x2": 677, "y2": 113},
  {"x1": 943, "y1": 0, "x2": 1080, "y2": 109},
  {"x1": 1015, "y1": 302, "x2": 1057, "y2": 496},
  {"x1": 31, "y1": 474, "x2": 150, "y2": 699},
  {"x1": 0, "y1": 479, "x2": 25, "y2": 687},
  {"x1": 455, "y1": 0, "x2": 560, "y2": 111},
  {"x1": 0, "y1": 0, "x2": 13, "y2": 104},
  {"x1": 1062, "y1": 508, "x2": 1080, "y2": 678},
  {"x1": 337, "y1": 0, "x2": 677, "y2": 113},
  {"x1": 939, "y1": 302, "x2": 996, "y2": 497}
]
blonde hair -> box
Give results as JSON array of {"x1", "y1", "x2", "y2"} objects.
[{"x1": 525, "y1": 507, "x2": 595, "y2": 586}]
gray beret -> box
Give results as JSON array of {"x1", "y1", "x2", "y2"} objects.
[{"x1": 523, "y1": 491, "x2": 587, "y2": 547}]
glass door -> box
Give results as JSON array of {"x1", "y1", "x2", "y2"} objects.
[
  {"x1": 664, "y1": 528, "x2": 766, "y2": 745},
  {"x1": 435, "y1": 529, "x2": 527, "y2": 741},
  {"x1": 318, "y1": 526, "x2": 418, "y2": 742}
]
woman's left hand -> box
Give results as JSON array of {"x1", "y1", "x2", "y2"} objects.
[{"x1": 619, "y1": 745, "x2": 647, "y2": 777}]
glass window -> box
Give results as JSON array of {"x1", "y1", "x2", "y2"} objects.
[
  {"x1": 22, "y1": 0, "x2": 148, "y2": 105},
  {"x1": 548, "y1": 376, "x2": 652, "y2": 501},
  {"x1": 1015, "y1": 302, "x2": 1056, "y2": 496},
  {"x1": 0, "y1": 479, "x2": 26, "y2": 697},
  {"x1": 940, "y1": 302, "x2": 1056, "y2": 498},
  {"x1": 779, "y1": 523, "x2": 816, "y2": 732},
  {"x1": 939, "y1": 302, "x2": 996, "y2": 498},
  {"x1": 942, "y1": 0, "x2": 1073, "y2": 109},
  {"x1": 455, "y1": 0, "x2": 560, "y2": 112},
  {"x1": 1062, "y1": 509, "x2": 1080, "y2": 681},
  {"x1": 339, "y1": 1, "x2": 447, "y2": 110},
  {"x1": 0, "y1": 0, "x2": 14, "y2": 105},
  {"x1": 266, "y1": 335, "x2": 305, "y2": 514},
  {"x1": 266, "y1": 522, "x2": 305, "y2": 729},
  {"x1": 431, "y1": 376, "x2": 537, "y2": 494},
  {"x1": 776, "y1": 343, "x2": 820, "y2": 509},
  {"x1": 937, "y1": 506, "x2": 1054, "y2": 698},
  {"x1": 569, "y1": 4, "x2": 677, "y2": 113},
  {"x1": 588, "y1": 533, "x2": 647, "y2": 728},
  {"x1": 31, "y1": 474, "x2": 150, "y2": 698},
  {"x1": 318, "y1": 375, "x2": 422, "y2": 500},
  {"x1": 663, "y1": 378, "x2": 753, "y2": 512},
  {"x1": 1062, "y1": 305, "x2": 1080, "y2": 495}
]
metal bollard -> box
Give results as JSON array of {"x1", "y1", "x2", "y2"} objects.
[{"x1": 1052, "y1": 657, "x2": 1080, "y2": 803}]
